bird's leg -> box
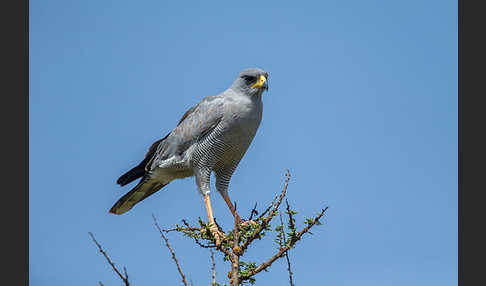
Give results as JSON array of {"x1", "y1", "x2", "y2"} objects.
[
  {"x1": 215, "y1": 171, "x2": 257, "y2": 227},
  {"x1": 203, "y1": 194, "x2": 225, "y2": 246},
  {"x1": 221, "y1": 193, "x2": 257, "y2": 227},
  {"x1": 196, "y1": 170, "x2": 225, "y2": 245}
]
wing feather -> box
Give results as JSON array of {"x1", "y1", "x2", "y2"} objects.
[{"x1": 147, "y1": 95, "x2": 224, "y2": 170}]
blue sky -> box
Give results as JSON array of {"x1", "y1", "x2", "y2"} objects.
[{"x1": 30, "y1": 1, "x2": 457, "y2": 285}]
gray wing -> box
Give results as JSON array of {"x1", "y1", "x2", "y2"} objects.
[{"x1": 146, "y1": 95, "x2": 225, "y2": 170}]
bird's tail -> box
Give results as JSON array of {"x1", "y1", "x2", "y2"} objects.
[
  {"x1": 116, "y1": 157, "x2": 151, "y2": 186},
  {"x1": 109, "y1": 178, "x2": 168, "y2": 215}
]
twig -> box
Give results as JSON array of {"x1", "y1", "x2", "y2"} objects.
[
  {"x1": 279, "y1": 213, "x2": 285, "y2": 250},
  {"x1": 210, "y1": 249, "x2": 217, "y2": 286},
  {"x1": 180, "y1": 219, "x2": 214, "y2": 249},
  {"x1": 241, "y1": 207, "x2": 328, "y2": 281},
  {"x1": 280, "y1": 213, "x2": 294, "y2": 286},
  {"x1": 286, "y1": 200, "x2": 296, "y2": 235},
  {"x1": 98, "y1": 281, "x2": 105, "y2": 286},
  {"x1": 88, "y1": 232, "x2": 130, "y2": 286},
  {"x1": 248, "y1": 202, "x2": 258, "y2": 221},
  {"x1": 256, "y1": 170, "x2": 291, "y2": 221},
  {"x1": 182, "y1": 219, "x2": 204, "y2": 232},
  {"x1": 152, "y1": 215, "x2": 189, "y2": 286},
  {"x1": 162, "y1": 226, "x2": 201, "y2": 233},
  {"x1": 257, "y1": 193, "x2": 279, "y2": 221},
  {"x1": 284, "y1": 246, "x2": 294, "y2": 286},
  {"x1": 213, "y1": 217, "x2": 225, "y2": 235},
  {"x1": 241, "y1": 170, "x2": 291, "y2": 254},
  {"x1": 123, "y1": 267, "x2": 129, "y2": 285},
  {"x1": 179, "y1": 217, "x2": 232, "y2": 259}
]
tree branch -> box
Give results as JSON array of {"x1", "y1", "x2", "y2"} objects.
[
  {"x1": 231, "y1": 202, "x2": 240, "y2": 286},
  {"x1": 153, "y1": 215, "x2": 189, "y2": 286},
  {"x1": 88, "y1": 232, "x2": 130, "y2": 286},
  {"x1": 93, "y1": 169, "x2": 329, "y2": 286},
  {"x1": 240, "y1": 170, "x2": 291, "y2": 254},
  {"x1": 248, "y1": 202, "x2": 258, "y2": 221},
  {"x1": 241, "y1": 206, "x2": 328, "y2": 281},
  {"x1": 210, "y1": 249, "x2": 217, "y2": 286},
  {"x1": 280, "y1": 213, "x2": 294, "y2": 286}
]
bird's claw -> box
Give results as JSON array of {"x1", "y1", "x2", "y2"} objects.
[
  {"x1": 200, "y1": 224, "x2": 226, "y2": 246},
  {"x1": 210, "y1": 225, "x2": 226, "y2": 246}
]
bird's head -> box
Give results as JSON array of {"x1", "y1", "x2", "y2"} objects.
[{"x1": 231, "y1": 68, "x2": 269, "y2": 96}]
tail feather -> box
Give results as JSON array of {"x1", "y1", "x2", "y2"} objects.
[
  {"x1": 109, "y1": 179, "x2": 168, "y2": 215},
  {"x1": 117, "y1": 135, "x2": 168, "y2": 186},
  {"x1": 116, "y1": 158, "x2": 151, "y2": 186}
]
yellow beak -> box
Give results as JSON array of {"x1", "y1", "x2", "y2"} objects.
[{"x1": 249, "y1": 75, "x2": 267, "y2": 89}]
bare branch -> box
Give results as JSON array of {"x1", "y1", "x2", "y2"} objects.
[
  {"x1": 210, "y1": 249, "x2": 217, "y2": 286},
  {"x1": 241, "y1": 170, "x2": 291, "y2": 253},
  {"x1": 123, "y1": 267, "x2": 129, "y2": 285},
  {"x1": 241, "y1": 206, "x2": 328, "y2": 281},
  {"x1": 152, "y1": 215, "x2": 189, "y2": 286},
  {"x1": 248, "y1": 202, "x2": 258, "y2": 221},
  {"x1": 162, "y1": 225, "x2": 201, "y2": 233},
  {"x1": 88, "y1": 232, "x2": 130, "y2": 286},
  {"x1": 256, "y1": 192, "x2": 279, "y2": 221},
  {"x1": 284, "y1": 249, "x2": 295, "y2": 286},
  {"x1": 256, "y1": 170, "x2": 292, "y2": 221}
]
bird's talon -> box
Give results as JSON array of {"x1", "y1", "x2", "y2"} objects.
[
  {"x1": 209, "y1": 225, "x2": 226, "y2": 246},
  {"x1": 213, "y1": 233, "x2": 224, "y2": 246}
]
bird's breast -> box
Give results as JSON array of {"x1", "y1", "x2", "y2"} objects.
[
  {"x1": 225, "y1": 98, "x2": 262, "y2": 129},
  {"x1": 191, "y1": 96, "x2": 262, "y2": 171}
]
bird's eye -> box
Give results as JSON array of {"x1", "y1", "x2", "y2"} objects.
[{"x1": 242, "y1": 75, "x2": 256, "y2": 83}]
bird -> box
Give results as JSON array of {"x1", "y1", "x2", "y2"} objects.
[{"x1": 110, "y1": 68, "x2": 268, "y2": 244}]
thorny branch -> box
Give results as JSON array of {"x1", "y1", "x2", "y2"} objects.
[
  {"x1": 93, "y1": 170, "x2": 328, "y2": 285},
  {"x1": 240, "y1": 207, "x2": 328, "y2": 281},
  {"x1": 153, "y1": 214, "x2": 189, "y2": 286},
  {"x1": 280, "y1": 213, "x2": 294, "y2": 286},
  {"x1": 89, "y1": 232, "x2": 130, "y2": 286},
  {"x1": 183, "y1": 219, "x2": 213, "y2": 249},
  {"x1": 240, "y1": 170, "x2": 291, "y2": 254}
]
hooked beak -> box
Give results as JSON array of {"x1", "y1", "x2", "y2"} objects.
[
  {"x1": 262, "y1": 80, "x2": 268, "y2": 91},
  {"x1": 250, "y1": 75, "x2": 267, "y2": 90}
]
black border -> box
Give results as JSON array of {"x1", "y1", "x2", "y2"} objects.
[
  {"x1": 2, "y1": 0, "x2": 28, "y2": 285},
  {"x1": 458, "y1": 0, "x2": 484, "y2": 285}
]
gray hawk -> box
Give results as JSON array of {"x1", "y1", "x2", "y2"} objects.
[{"x1": 110, "y1": 68, "x2": 268, "y2": 244}]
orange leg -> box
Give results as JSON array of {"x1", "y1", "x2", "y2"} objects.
[
  {"x1": 221, "y1": 193, "x2": 257, "y2": 226},
  {"x1": 203, "y1": 194, "x2": 225, "y2": 245},
  {"x1": 221, "y1": 193, "x2": 244, "y2": 224}
]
